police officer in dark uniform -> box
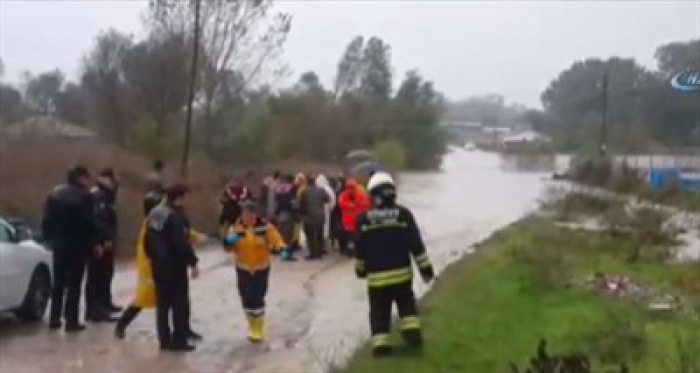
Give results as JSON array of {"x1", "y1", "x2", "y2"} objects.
[
  {"x1": 144, "y1": 182, "x2": 199, "y2": 352},
  {"x1": 85, "y1": 168, "x2": 121, "y2": 322},
  {"x1": 42, "y1": 165, "x2": 99, "y2": 332},
  {"x1": 354, "y1": 172, "x2": 435, "y2": 358}
]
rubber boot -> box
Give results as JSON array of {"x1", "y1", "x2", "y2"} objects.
[
  {"x1": 247, "y1": 315, "x2": 262, "y2": 343},
  {"x1": 256, "y1": 316, "x2": 266, "y2": 341}
]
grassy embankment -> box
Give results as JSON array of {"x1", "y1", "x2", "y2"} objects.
[{"x1": 344, "y1": 193, "x2": 700, "y2": 373}]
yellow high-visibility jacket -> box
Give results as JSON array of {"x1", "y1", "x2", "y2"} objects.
[
  {"x1": 226, "y1": 217, "x2": 285, "y2": 273},
  {"x1": 131, "y1": 222, "x2": 205, "y2": 308}
]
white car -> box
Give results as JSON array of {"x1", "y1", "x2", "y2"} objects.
[{"x1": 0, "y1": 217, "x2": 52, "y2": 322}]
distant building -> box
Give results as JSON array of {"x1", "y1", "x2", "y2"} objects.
[
  {"x1": 3, "y1": 116, "x2": 96, "y2": 141},
  {"x1": 502, "y1": 130, "x2": 551, "y2": 144}
]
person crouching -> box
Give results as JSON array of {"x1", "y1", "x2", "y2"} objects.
[{"x1": 223, "y1": 198, "x2": 286, "y2": 343}]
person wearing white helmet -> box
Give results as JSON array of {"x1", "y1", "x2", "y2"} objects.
[{"x1": 354, "y1": 172, "x2": 434, "y2": 358}]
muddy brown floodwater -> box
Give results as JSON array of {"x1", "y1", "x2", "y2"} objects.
[{"x1": 0, "y1": 148, "x2": 547, "y2": 373}]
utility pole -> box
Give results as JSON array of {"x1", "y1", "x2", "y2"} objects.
[
  {"x1": 181, "y1": 0, "x2": 202, "y2": 178},
  {"x1": 600, "y1": 70, "x2": 609, "y2": 157}
]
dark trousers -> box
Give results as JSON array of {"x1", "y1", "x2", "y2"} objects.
[
  {"x1": 117, "y1": 306, "x2": 142, "y2": 330},
  {"x1": 85, "y1": 250, "x2": 115, "y2": 315},
  {"x1": 50, "y1": 251, "x2": 87, "y2": 325},
  {"x1": 152, "y1": 261, "x2": 189, "y2": 345},
  {"x1": 236, "y1": 267, "x2": 270, "y2": 317},
  {"x1": 368, "y1": 282, "x2": 422, "y2": 349},
  {"x1": 304, "y1": 222, "x2": 325, "y2": 258},
  {"x1": 339, "y1": 229, "x2": 354, "y2": 255}
]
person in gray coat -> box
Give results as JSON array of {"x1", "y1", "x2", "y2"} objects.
[{"x1": 299, "y1": 177, "x2": 330, "y2": 260}]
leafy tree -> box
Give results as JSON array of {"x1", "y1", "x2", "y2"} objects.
[
  {"x1": 0, "y1": 84, "x2": 29, "y2": 125},
  {"x1": 24, "y1": 69, "x2": 65, "y2": 115},
  {"x1": 359, "y1": 37, "x2": 392, "y2": 103},
  {"x1": 123, "y1": 31, "x2": 192, "y2": 135},
  {"x1": 81, "y1": 29, "x2": 136, "y2": 145},
  {"x1": 54, "y1": 82, "x2": 87, "y2": 126},
  {"x1": 541, "y1": 58, "x2": 657, "y2": 151},
  {"x1": 334, "y1": 36, "x2": 364, "y2": 99},
  {"x1": 655, "y1": 39, "x2": 700, "y2": 77}
]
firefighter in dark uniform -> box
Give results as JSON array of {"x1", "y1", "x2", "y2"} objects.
[
  {"x1": 354, "y1": 172, "x2": 434, "y2": 358},
  {"x1": 42, "y1": 165, "x2": 99, "y2": 332},
  {"x1": 144, "y1": 183, "x2": 199, "y2": 352},
  {"x1": 85, "y1": 168, "x2": 121, "y2": 322}
]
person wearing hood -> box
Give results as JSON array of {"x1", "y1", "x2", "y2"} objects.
[
  {"x1": 42, "y1": 165, "x2": 100, "y2": 332},
  {"x1": 337, "y1": 178, "x2": 369, "y2": 256},
  {"x1": 354, "y1": 172, "x2": 434, "y2": 358},
  {"x1": 315, "y1": 174, "x2": 337, "y2": 247},
  {"x1": 85, "y1": 168, "x2": 121, "y2": 322}
]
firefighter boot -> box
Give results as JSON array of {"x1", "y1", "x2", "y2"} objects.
[
  {"x1": 247, "y1": 315, "x2": 263, "y2": 343},
  {"x1": 372, "y1": 334, "x2": 393, "y2": 358},
  {"x1": 401, "y1": 316, "x2": 423, "y2": 348}
]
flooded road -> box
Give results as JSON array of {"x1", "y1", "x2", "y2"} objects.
[{"x1": 0, "y1": 149, "x2": 547, "y2": 372}]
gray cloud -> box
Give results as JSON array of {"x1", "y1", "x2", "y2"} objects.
[{"x1": 1, "y1": 1, "x2": 698, "y2": 107}]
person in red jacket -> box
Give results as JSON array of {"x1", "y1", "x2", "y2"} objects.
[{"x1": 338, "y1": 179, "x2": 369, "y2": 256}]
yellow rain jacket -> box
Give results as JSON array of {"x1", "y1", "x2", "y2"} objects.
[
  {"x1": 226, "y1": 217, "x2": 285, "y2": 273},
  {"x1": 131, "y1": 222, "x2": 205, "y2": 308}
]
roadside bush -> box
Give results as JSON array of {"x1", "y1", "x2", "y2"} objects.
[
  {"x1": 550, "y1": 192, "x2": 622, "y2": 221},
  {"x1": 374, "y1": 139, "x2": 406, "y2": 171},
  {"x1": 570, "y1": 157, "x2": 612, "y2": 186},
  {"x1": 627, "y1": 207, "x2": 679, "y2": 262}
]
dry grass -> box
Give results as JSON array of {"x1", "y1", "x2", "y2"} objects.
[{"x1": 0, "y1": 141, "x2": 339, "y2": 258}]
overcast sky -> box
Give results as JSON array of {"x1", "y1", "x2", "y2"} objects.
[{"x1": 1, "y1": 1, "x2": 698, "y2": 107}]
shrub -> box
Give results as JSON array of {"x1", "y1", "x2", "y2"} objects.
[
  {"x1": 627, "y1": 207, "x2": 679, "y2": 262},
  {"x1": 582, "y1": 303, "x2": 647, "y2": 365},
  {"x1": 374, "y1": 139, "x2": 406, "y2": 171},
  {"x1": 570, "y1": 157, "x2": 613, "y2": 186}
]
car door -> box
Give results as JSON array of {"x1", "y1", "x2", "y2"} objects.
[{"x1": 0, "y1": 219, "x2": 19, "y2": 308}]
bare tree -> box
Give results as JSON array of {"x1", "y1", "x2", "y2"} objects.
[{"x1": 146, "y1": 0, "x2": 291, "y2": 149}]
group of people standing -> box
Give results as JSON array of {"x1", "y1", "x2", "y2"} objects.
[
  {"x1": 220, "y1": 171, "x2": 371, "y2": 261},
  {"x1": 43, "y1": 165, "x2": 122, "y2": 332},
  {"x1": 41, "y1": 160, "x2": 435, "y2": 358}
]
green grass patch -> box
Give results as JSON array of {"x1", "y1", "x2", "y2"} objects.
[{"x1": 343, "y1": 219, "x2": 700, "y2": 373}]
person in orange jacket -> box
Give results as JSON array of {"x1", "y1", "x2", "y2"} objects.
[
  {"x1": 338, "y1": 178, "x2": 370, "y2": 256},
  {"x1": 223, "y1": 198, "x2": 286, "y2": 343}
]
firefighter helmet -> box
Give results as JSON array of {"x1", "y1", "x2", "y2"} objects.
[{"x1": 367, "y1": 172, "x2": 394, "y2": 193}]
